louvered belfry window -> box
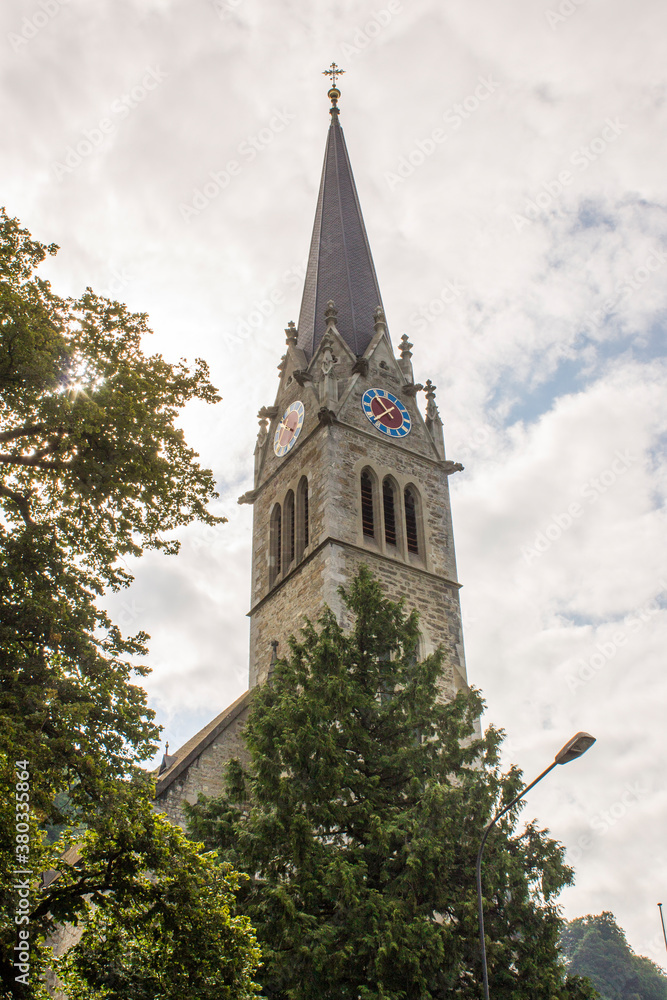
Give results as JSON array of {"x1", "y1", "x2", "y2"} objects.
[
  {"x1": 296, "y1": 476, "x2": 309, "y2": 559},
  {"x1": 284, "y1": 490, "x2": 295, "y2": 567},
  {"x1": 303, "y1": 483, "x2": 309, "y2": 548},
  {"x1": 383, "y1": 479, "x2": 397, "y2": 547},
  {"x1": 269, "y1": 504, "x2": 282, "y2": 586},
  {"x1": 404, "y1": 487, "x2": 419, "y2": 555},
  {"x1": 361, "y1": 470, "x2": 375, "y2": 537}
]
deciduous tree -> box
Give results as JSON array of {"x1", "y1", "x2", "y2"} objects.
[{"x1": 0, "y1": 207, "x2": 253, "y2": 994}]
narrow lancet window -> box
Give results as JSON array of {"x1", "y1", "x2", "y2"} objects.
[
  {"x1": 404, "y1": 486, "x2": 420, "y2": 555},
  {"x1": 269, "y1": 504, "x2": 282, "y2": 586},
  {"x1": 383, "y1": 479, "x2": 397, "y2": 547},
  {"x1": 361, "y1": 470, "x2": 375, "y2": 537},
  {"x1": 296, "y1": 476, "x2": 309, "y2": 560},
  {"x1": 284, "y1": 490, "x2": 295, "y2": 568}
]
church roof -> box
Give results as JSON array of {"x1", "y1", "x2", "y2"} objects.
[
  {"x1": 154, "y1": 689, "x2": 251, "y2": 797},
  {"x1": 297, "y1": 102, "x2": 389, "y2": 360}
]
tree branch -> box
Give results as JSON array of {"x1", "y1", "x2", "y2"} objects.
[
  {"x1": 0, "y1": 422, "x2": 47, "y2": 443},
  {"x1": 0, "y1": 452, "x2": 67, "y2": 469},
  {"x1": 0, "y1": 483, "x2": 33, "y2": 524}
]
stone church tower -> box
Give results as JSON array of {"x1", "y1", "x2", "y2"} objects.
[{"x1": 155, "y1": 72, "x2": 469, "y2": 827}]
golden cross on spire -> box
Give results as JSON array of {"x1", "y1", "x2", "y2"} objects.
[{"x1": 323, "y1": 62, "x2": 345, "y2": 89}]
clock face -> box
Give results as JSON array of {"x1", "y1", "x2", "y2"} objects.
[
  {"x1": 273, "y1": 400, "x2": 305, "y2": 457},
  {"x1": 361, "y1": 388, "x2": 411, "y2": 437}
]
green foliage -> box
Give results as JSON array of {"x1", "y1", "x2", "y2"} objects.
[
  {"x1": 54, "y1": 800, "x2": 261, "y2": 1000},
  {"x1": 561, "y1": 913, "x2": 667, "y2": 1000},
  {"x1": 0, "y1": 207, "x2": 256, "y2": 994},
  {"x1": 189, "y1": 567, "x2": 594, "y2": 1000}
]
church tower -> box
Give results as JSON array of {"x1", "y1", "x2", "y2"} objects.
[
  {"x1": 155, "y1": 69, "x2": 469, "y2": 827},
  {"x1": 241, "y1": 69, "x2": 468, "y2": 695}
]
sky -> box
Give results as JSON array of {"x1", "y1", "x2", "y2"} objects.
[{"x1": 3, "y1": 0, "x2": 666, "y2": 970}]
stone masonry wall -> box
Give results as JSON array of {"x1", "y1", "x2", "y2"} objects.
[{"x1": 155, "y1": 706, "x2": 251, "y2": 830}]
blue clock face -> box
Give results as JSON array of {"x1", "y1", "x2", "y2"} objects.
[
  {"x1": 274, "y1": 400, "x2": 305, "y2": 457},
  {"x1": 361, "y1": 388, "x2": 411, "y2": 437}
]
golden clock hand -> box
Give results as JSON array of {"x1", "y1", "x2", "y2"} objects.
[{"x1": 372, "y1": 400, "x2": 394, "y2": 421}]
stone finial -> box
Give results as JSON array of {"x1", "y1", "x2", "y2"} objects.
[
  {"x1": 399, "y1": 334, "x2": 413, "y2": 360},
  {"x1": 277, "y1": 354, "x2": 287, "y2": 375},
  {"x1": 256, "y1": 418, "x2": 268, "y2": 449},
  {"x1": 285, "y1": 321, "x2": 298, "y2": 347},
  {"x1": 373, "y1": 305, "x2": 387, "y2": 336},
  {"x1": 256, "y1": 406, "x2": 276, "y2": 449},
  {"x1": 424, "y1": 379, "x2": 439, "y2": 421},
  {"x1": 324, "y1": 300, "x2": 338, "y2": 330}
]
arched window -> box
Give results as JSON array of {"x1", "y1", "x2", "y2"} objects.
[
  {"x1": 296, "y1": 476, "x2": 309, "y2": 560},
  {"x1": 360, "y1": 469, "x2": 375, "y2": 538},
  {"x1": 269, "y1": 503, "x2": 282, "y2": 586},
  {"x1": 382, "y1": 478, "x2": 397, "y2": 547},
  {"x1": 404, "y1": 486, "x2": 420, "y2": 555},
  {"x1": 284, "y1": 490, "x2": 295, "y2": 569}
]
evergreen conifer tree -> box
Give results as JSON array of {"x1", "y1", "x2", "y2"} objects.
[{"x1": 189, "y1": 567, "x2": 597, "y2": 1000}]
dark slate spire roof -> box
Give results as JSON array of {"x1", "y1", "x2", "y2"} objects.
[{"x1": 297, "y1": 109, "x2": 388, "y2": 360}]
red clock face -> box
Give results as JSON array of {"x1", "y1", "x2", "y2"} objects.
[
  {"x1": 273, "y1": 401, "x2": 305, "y2": 457},
  {"x1": 278, "y1": 410, "x2": 300, "y2": 445},
  {"x1": 361, "y1": 389, "x2": 411, "y2": 438},
  {"x1": 369, "y1": 395, "x2": 403, "y2": 429}
]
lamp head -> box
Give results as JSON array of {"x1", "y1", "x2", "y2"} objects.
[{"x1": 554, "y1": 731, "x2": 596, "y2": 765}]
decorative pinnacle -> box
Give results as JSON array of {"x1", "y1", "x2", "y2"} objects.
[
  {"x1": 424, "y1": 379, "x2": 440, "y2": 420},
  {"x1": 324, "y1": 300, "x2": 338, "y2": 329},
  {"x1": 373, "y1": 305, "x2": 387, "y2": 335},
  {"x1": 285, "y1": 320, "x2": 298, "y2": 347},
  {"x1": 323, "y1": 62, "x2": 345, "y2": 115},
  {"x1": 399, "y1": 334, "x2": 413, "y2": 360}
]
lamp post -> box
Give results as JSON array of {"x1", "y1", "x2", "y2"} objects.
[
  {"x1": 476, "y1": 731, "x2": 596, "y2": 1000},
  {"x1": 658, "y1": 903, "x2": 667, "y2": 956}
]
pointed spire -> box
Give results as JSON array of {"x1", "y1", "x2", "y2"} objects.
[{"x1": 296, "y1": 69, "x2": 389, "y2": 360}]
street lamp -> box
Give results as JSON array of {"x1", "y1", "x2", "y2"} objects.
[
  {"x1": 658, "y1": 903, "x2": 667, "y2": 956},
  {"x1": 476, "y1": 731, "x2": 596, "y2": 1000}
]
